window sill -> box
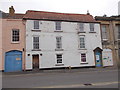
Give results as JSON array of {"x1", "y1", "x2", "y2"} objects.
[
  {"x1": 55, "y1": 64, "x2": 64, "y2": 66},
  {"x1": 78, "y1": 48, "x2": 87, "y2": 50},
  {"x1": 78, "y1": 31, "x2": 86, "y2": 33},
  {"x1": 11, "y1": 42, "x2": 20, "y2": 44},
  {"x1": 31, "y1": 29, "x2": 41, "y2": 32},
  {"x1": 80, "y1": 62, "x2": 88, "y2": 64},
  {"x1": 54, "y1": 30, "x2": 63, "y2": 32},
  {"x1": 55, "y1": 49, "x2": 64, "y2": 51},
  {"x1": 102, "y1": 39, "x2": 108, "y2": 41},
  {"x1": 32, "y1": 49, "x2": 41, "y2": 51},
  {"x1": 89, "y1": 31, "x2": 96, "y2": 33}
]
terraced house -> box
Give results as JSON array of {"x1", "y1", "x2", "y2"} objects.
[
  {"x1": 0, "y1": 6, "x2": 25, "y2": 72},
  {"x1": 95, "y1": 15, "x2": 120, "y2": 67},
  {"x1": 23, "y1": 10, "x2": 103, "y2": 70}
]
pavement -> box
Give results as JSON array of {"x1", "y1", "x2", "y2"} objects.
[{"x1": 2, "y1": 66, "x2": 118, "y2": 76}]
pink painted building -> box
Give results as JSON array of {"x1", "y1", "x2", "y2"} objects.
[{"x1": 0, "y1": 6, "x2": 25, "y2": 72}]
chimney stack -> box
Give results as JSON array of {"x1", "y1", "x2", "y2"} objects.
[{"x1": 9, "y1": 6, "x2": 15, "y2": 16}]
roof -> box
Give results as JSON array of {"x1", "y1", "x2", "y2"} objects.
[
  {"x1": 23, "y1": 10, "x2": 96, "y2": 23},
  {"x1": 0, "y1": 10, "x2": 24, "y2": 19},
  {"x1": 7, "y1": 14, "x2": 25, "y2": 19},
  {"x1": 95, "y1": 16, "x2": 120, "y2": 21}
]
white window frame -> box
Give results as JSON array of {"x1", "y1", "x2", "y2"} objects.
[
  {"x1": 55, "y1": 21, "x2": 61, "y2": 31},
  {"x1": 56, "y1": 36, "x2": 62, "y2": 49},
  {"x1": 56, "y1": 54, "x2": 63, "y2": 64},
  {"x1": 11, "y1": 29, "x2": 20, "y2": 43},
  {"x1": 33, "y1": 20, "x2": 39, "y2": 30},
  {"x1": 79, "y1": 23, "x2": 84, "y2": 32},
  {"x1": 90, "y1": 23, "x2": 94, "y2": 32},
  {"x1": 80, "y1": 53, "x2": 87, "y2": 63},
  {"x1": 79, "y1": 36, "x2": 85, "y2": 49},
  {"x1": 33, "y1": 36, "x2": 39, "y2": 50}
]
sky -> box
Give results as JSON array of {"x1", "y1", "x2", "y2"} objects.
[{"x1": 0, "y1": 0, "x2": 120, "y2": 17}]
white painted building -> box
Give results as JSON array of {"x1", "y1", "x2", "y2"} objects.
[
  {"x1": 23, "y1": 10, "x2": 102, "y2": 70},
  {"x1": 118, "y1": 1, "x2": 120, "y2": 15}
]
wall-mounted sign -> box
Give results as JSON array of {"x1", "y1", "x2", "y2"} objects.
[{"x1": 16, "y1": 58, "x2": 21, "y2": 60}]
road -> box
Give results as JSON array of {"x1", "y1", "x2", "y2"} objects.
[{"x1": 2, "y1": 68, "x2": 119, "y2": 88}]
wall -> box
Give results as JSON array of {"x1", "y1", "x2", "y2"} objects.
[
  {"x1": 118, "y1": 1, "x2": 120, "y2": 15},
  {"x1": 98, "y1": 20, "x2": 120, "y2": 67},
  {"x1": 2, "y1": 19, "x2": 25, "y2": 70},
  {"x1": 26, "y1": 20, "x2": 102, "y2": 70},
  {"x1": 0, "y1": 19, "x2": 2, "y2": 70}
]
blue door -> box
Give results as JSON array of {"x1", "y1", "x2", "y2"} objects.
[
  {"x1": 95, "y1": 51, "x2": 102, "y2": 67},
  {"x1": 5, "y1": 50, "x2": 22, "y2": 72}
]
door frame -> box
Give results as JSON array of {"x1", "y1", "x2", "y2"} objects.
[
  {"x1": 32, "y1": 54, "x2": 40, "y2": 69},
  {"x1": 5, "y1": 50, "x2": 22, "y2": 72},
  {"x1": 93, "y1": 47, "x2": 103, "y2": 67}
]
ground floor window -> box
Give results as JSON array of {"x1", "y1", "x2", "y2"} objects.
[
  {"x1": 81, "y1": 53, "x2": 86, "y2": 62},
  {"x1": 56, "y1": 54, "x2": 62, "y2": 64}
]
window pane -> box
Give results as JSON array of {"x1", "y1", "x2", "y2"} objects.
[
  {"x1": 34, "y1": 20, "x2": 39, "y2": 29},
  {"x1": 12, "y1": 29, "x2": 19, "y2": 42},
  {"x1": 90, "y1": 23, "x2": 94, "y2": 31},
  {"x1": 81, "y1": 53, "x2": 86, "y2": 62},
  {"x1": 101, "y1": 25, "x2": 108, "y2": 39},
  {"x1": 57, "y1": 54, "x2": 62, "y2": 64},
  {"x1": 80, "y1": 36, "x2": 85, "y2": 48},
  {"x1": 33, "y1": 37, "x2": 39, "y2": 49},
  {"x1": 56, "y1": 22, "x2": 61, "y2": 30},
  {"x1": 79, "y1": 23, "x2": 84, "y2": 32},
  {"x1": 56, "y1": 37, "x2": 62, "y2": 49},
  {"x1": 118, "y1": 25, "x2": 120, "y2": 39}
]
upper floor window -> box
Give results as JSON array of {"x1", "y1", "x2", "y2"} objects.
[
  {"x1": 79, "y1": 23, "x2": 84, "y2": 32},
  {"x1": 34, "y1": 20, "x2": 39, "y2": 29},
  {"x1": 56, "y1": 36, "x2": 62, "y2": 49},
  {"x1": 33, "y1": 37, "x2": 39, "y2": 50},
  {"x1": 90, "y1": 23, "x2": 94, "y2": 32},
  {"x1": 12, "y1": 29, "x2": 19, "y2": 42},
  {"x1": 118, "y1": 25, "x2": 120, "y2": 39},
  {"x1": 101, "y1": 25, "x2": 108, "y2": 40},
  {"x1": 79, "y1": 36, "x2": 85, "y2": 49},
  {"x1": 55, "y1": 22, "x2": 61, "y2": 30}
]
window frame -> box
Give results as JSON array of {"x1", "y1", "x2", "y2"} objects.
[
  {"x1": 33, "y1": 20, "x2": 40, "y2": 30},
  {"x1": 55, "y1": 21, "x2": 61, "y2": 31},
  {"x1": 101, "y1": 25, "x2": 108, "y2": 40},
  {"x1": 118, "y1": 25, "x2": 120, "y2": 40},
  {"x1": 33, "y1": 36, "x2": 40, "y2": 50},
  {"x1": 79, "y1": 23, "x2": 84, "y2": 32},
  {"x1": 56, "y1": 54, "x2": 63, "y2": 64},
  {"x1": 11, "y1": 29, "x2": 20, "y2": 43},
  {"x1": 56, "y1": 36, "x2": 62, "y2": 49},
  {"x1": 79, "y1": 36, "x2": 85, "y2": 49},
  {"x1": 80, "y1": 53, "x2": 87, "y2": 63},
  {"x1": 89, "y1": 23, "x2": 95, "y2": 32}
]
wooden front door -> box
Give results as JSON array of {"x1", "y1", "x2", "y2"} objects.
[{"x1": 33, "y1": 55, "x2": 39, "y2": 69}]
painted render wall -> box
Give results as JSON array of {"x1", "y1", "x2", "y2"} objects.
[
  {"x1": 0, "y1": 19, "x2": 2, "y2": 70},
  {"x1": 26, "y1": 20, "x2": 102, "y2": 70},
  {"x1": 2, "y1": 19, "x2": 25, "y2": 70}
]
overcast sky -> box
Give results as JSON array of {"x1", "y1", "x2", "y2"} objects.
[{"x1": 0, "y1": 0, "x2": 120, "y2": 16}]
